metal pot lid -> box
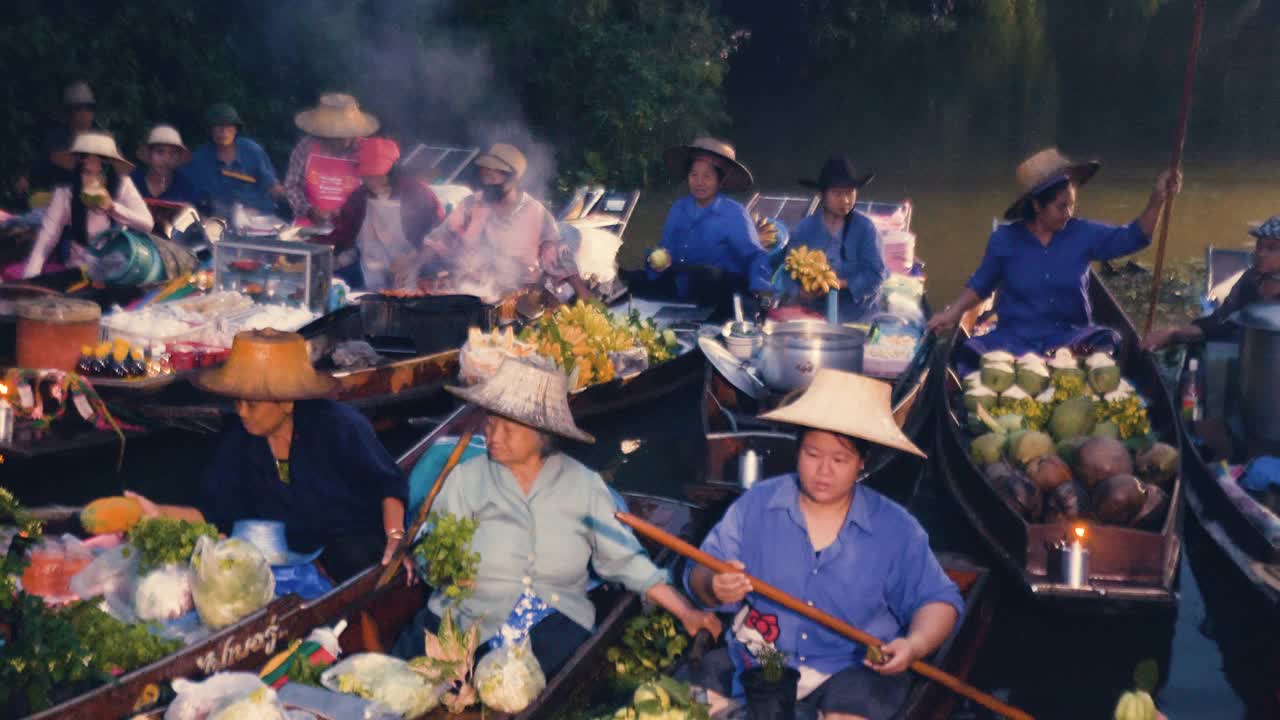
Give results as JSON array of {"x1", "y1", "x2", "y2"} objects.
[
  {"x1": 698, "y1": 336, "x2": 766, "y2": 400},
  {"x1": 1234, "y1": 301, "x2": 1280, "y2": 331},
  {"x1": 15, "y1": 297, "x2": 101, "y2": 323},
  {"x1": 763, "y1": 319, "x2": 866, "y2": 348}
]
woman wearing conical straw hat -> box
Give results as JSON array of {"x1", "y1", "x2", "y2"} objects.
[
  {"x1": 391, "y1": 358, "x2": 720, "y2": 676},
  {"x1": 927, "y1": 148, "x2": 1180, "y2": 364},
  {"x1": 123, "y1": 329, "x2": 408, "y2": 582},
  {"x1": 685, "y1": 369, "x2": 961, "y2": 719},
  {"x1": 284, "y1": 93, "x2": 379, "y2": 225}
]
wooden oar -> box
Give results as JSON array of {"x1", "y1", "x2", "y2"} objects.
[
  {"x1": 376, "y1": 427, "x2": 476, "y2": 589},
  {"x1": 616, "y1": 511, "x2": 1035, "y2": 720},
  {"x1": 1143, "y1": 0, "x2": 1207, "y2": 336}
]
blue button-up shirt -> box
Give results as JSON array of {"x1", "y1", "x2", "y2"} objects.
[
  {"x1": 650, "y1": 195, "x2": 772, "y2": 294},
  {"x1": 784, "y1": 211, "x2": 887, "y2": 316},
  {"x1": 684, "y1": 475, "x2": 963, "y2": 694},
  {"x1": 129, "y1": 167, "x2": 198, "y2": 204},
  {"x1": 186, "y1": 136, "x2": 281, "y2": 214},
  {"x1": 966, "y1": 218, "x2": 1151, "y2": 350},
  {"x1": 424, "y1": 453, "x2": 668, "y2": 641},
  {"x1": 198, "y1": 399, "x2": 406, "y2": 553}
]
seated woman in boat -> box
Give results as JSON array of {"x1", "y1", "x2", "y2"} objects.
[
  {"x1": 22, "y1": 131, "x2": 154, "y2": 279},
  {"x1": 131, "y1": 125, "x2": 197, "y2": 205},
  {"x1": 780, "y1": 155, "x2": 887, "y2": 319},
  {"x1": 642, "y1": 137, "x2": 772, "y2": 309},
  {"x1": 926, "y1": 148, "x2": 1179, "y2": 362},
  {"x1": 391, "y1": 358, "x2": 720, "y2": 675},
  {"x1": 1144, "y1": 216, "x2": 1280, "y2": 350},
  {"x1": 686, "y1": 370, "x2": 961, "y2": 720},
  {"x1": 400, "y1": 143, "x2": 593, "y2": 301},
  {"x1": 311, "y1": 137, "x2": 444, "y2": 290},
  {"x1": 125, "y1": 329, "x2": 408, "y2": 583}
]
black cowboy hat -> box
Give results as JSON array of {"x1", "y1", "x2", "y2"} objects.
[{"x1": 798, "y1": 155, "x2": 875, "y2": 191}]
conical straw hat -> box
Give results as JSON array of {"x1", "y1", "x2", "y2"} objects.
[
  {"x1": 51, "y1": 130, "x2": 134, "y2": 174},
  {"x1": 446, "y1": 357, "x2": 595, "y2": 444},
  {"x1": 194, "y1": 329, "x2": 340, "y2": 401},
  {"x1": 1003, "y1": 147, "x2": 1100, "y2": 220},
  {"x1": 136, "y1": 124, "x2": 192, "y2": 164},
  {"x1": 759, "y1": 369, "x2": 925, "y2": 458},
  {"x1": 294, "y1": 93, "x2": 379, "y2": 138}
]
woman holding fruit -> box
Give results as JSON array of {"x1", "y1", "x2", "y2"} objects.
[
  {"x1": 643, "y1": 137, "x2": 772, "y2": 310},
  {"x1": 780, "y1": 155, "x2": 887, "y2": 319},
  {"x1": 22, "y1": 131, "x2": 153, "y2": 278}
]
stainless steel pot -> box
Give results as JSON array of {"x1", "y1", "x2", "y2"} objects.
[
  {"x1": 756, "y1": 320, "x2": 865, "y2": 391},
  {"x1": 1235, "y1": 302, "x2": 1280, "y2": 454}
]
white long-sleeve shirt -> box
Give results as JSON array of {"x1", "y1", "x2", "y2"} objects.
[{"x1": 23, "y1": 178, "x2": 154, "y2": 279}]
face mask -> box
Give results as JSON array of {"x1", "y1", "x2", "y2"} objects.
[{"x1": 480, "y1": 183, "x2": 507, "y2": 202}]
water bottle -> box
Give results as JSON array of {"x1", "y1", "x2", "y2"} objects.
[{"x1": 1181, "y1": 358, "x2": 1202, "y2": 423}]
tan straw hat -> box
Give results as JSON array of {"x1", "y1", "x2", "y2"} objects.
[
  {"x1": 294, "y1": 93, "x2": 379, "y2": 139},
  {"x1": 51, "y1": 130, "x2": 134, "y2": 174},
  {"x1": 446, "y1": 357, "x2": 595, "y2": 444},
  {"x1": 759, "y1": 369, "x2": 925, "y2": 458},
  {"x1": 474, "y1": 143, "x2": 528, "y2": 181},
  {"x1": 1004, "y1": 147, "x2": 1100, "y2": 220},
  {"x1": 194, "y1": 329, "x2": 341, "y2": 401},
  {"x1": 136, "y1": 124, "x2": 192, "y2": 164},
  {"x1": 663, "y1": 137, "x2": 753, "y2": 192}
]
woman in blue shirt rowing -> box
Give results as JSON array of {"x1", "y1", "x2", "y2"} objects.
[
  {"x1": 927, "y1": 148, "x2": 1180, "y2": 361},
  {"x1": 392, "y1": 358, "x2": 720, "y2": 675},
  {"x1": 644, "y1": 137, "x2": 773, "y2": 310},
  {"x1": 686, "y1": 370, "x2": 961, "y2": 720},
  {"x1": 781, "y1": 155, "x2": 888, "y2": 319}
]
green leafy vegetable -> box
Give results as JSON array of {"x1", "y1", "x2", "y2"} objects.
[
  {"x1": 64, "y1": 602, "x2": 182, "y2": 672},
  {"x1": 412, "y1": 511, "x2": 480, "y2": 601},
  {"x1": 605, "y1": 610, "x2": 689, "y2": 688},
  {"x1": 125, "y1": 517, "x2": 218, "y2": 572}
]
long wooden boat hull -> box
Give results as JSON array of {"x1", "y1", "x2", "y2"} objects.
[{"x1": 933, "y1": 272, "x2": 1183, "y2": 611}]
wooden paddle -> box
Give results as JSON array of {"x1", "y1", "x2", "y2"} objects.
[
  {"x1": 1143, "y1": 0, "x2": 1207, "y2": 336},
  {"x1": 615, "y1": 511, "x2": 1035, "y2": 720}
]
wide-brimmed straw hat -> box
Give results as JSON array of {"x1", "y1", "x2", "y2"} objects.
[
  {"x1": 446, "y1": 357, "x2": 595, "y2": 444},
  {"x1": 63, "y1": 81, "x2": 95, "y2": 107},
  {"x1": 231, "y1": 520, "x2": 323, "y2": 567},
  {"x1": 474, "y1": 143, "x2": 528, "y2": 181},
  {"x1": 294, "y1": 93, "x2": 379, "y2": 139},
  {"x1": 1003, "y1": 147, "x2": 1101, "y2": 220},
  {"x1": 759, "y1": 369, "x2": 925, "y2": 458},
  {"x1": 136, "y1": 124, "x2": 192, "y2": 164},
  {"x1": 51, "y1": 131, "x2": 134, "y2": 174},
  {"x1": 1248, "y1": 216, "x2": 1280, "y2": 241},
  {"x1": 194, "y1": 329, "x2": 341, "y2": 401},
  {"x1": 663, "y1": 137, "x2": 753, "y2": 193},
  {"x1": 799, "y1": 155, "x2": 874, "y2": 191}
]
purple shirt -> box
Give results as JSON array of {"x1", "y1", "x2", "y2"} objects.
[
  {"x1": 684, "y1": 475, "x2": 962, "y2": 695},
  {"x1": 966, "y1": 218, "x2": 1150, "y2": 349}
]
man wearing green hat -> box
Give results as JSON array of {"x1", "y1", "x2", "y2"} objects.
[{"x1": 187, "y1": 102, "x2": 285, "y2": 217}]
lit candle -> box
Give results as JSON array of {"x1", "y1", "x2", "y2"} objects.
[{"x1": 1065, "y1": 524, "x2": 1090, "y2": 588}]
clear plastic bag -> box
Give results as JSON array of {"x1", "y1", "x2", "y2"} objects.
[
  {"x1": 190, "y1": 537, "x2": 275, "y2": 629},
  {"x1": 134, "y1": 563, "x2": 194, "y2": 622},
  {"x1": 321, "y1": 652, "x2": 444, "y2": 718},
  {"x1": 165, "y1": 672, "x2": 286, "y2": 720},
  {"x1": 475, "y1": 640, "x2": 546, "y2": 713}
]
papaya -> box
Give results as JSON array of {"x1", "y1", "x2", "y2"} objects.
[{"x1": 80, "y1": 496, "x2": 143, "y2": 535}]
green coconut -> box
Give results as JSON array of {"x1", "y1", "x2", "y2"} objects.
[
  {"x1": 1014, "y1": 362, "x2": 1050, "y2": 396},
  {"x1": 979, "y1": 350, "x2": 1016, "y2": 368},
  {"x1": 998, "y1": 385, "x2": 1032, "y2": 409},
  {"x1": 1015, "y1": 352, "x2": 1045, "y2": 368},
  {"x1": 1135, "y1": 442, "x2": 1179, "y2": 487},
  {"x1": 980, "y1": 362, "x2": 1015, "y2": 393},
  {"x1": 1048, "y1": 348, "x2": 1084, "y2": 384},
  {"x1": 1008, "y1": 430, "x2": 1056, "y2": 467},
  {"x1": 964, "y1": 385, "x2": 998, "y2": 414},
  {"x1": 1091, "y1": 422, "x2": 1121, "y2": 440},
  {"x1": 995, "y1": 413, "x2": 1026, "y2": 434},
  {"x1": 1048, "y1": 395, "x2": 1096, "y2": 441},
  {"x1": 970, "y1": 433, "x2": 1007, "y2": 465},
  {"x1": 1085, "y1": 353, "x2": 1121, "y2": 395},
  {"x1": 1056, "y1": 436, "x2": 1090, "y2": 464},
  {"x1": 963, "y1": 370, "x2": 982, "y2": 390}
]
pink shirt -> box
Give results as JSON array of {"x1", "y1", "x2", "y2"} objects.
[{"x1": 24, "y1": 179, "x2": 154, "y2": 278}]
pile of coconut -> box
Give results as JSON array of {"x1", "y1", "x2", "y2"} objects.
[{"x1": 958, "y1": 349, "x2": 1179, "y2": 528}]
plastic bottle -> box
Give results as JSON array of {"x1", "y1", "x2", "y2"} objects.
[
  {"x1": 1181, "y1": 358, "x2": 1202, "y2": 423},
  {"x1": 75, "y1": 345, "x2": 95, "y2": 375}
]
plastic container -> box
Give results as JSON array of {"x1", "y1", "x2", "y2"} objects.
[
  {"x1": 16, "y1": 298, "x2": 101, "y2": 371},
  {"x1": 880, "y1": 230, "x2": 916, "y2": 275}
]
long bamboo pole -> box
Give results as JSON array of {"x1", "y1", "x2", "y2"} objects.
[
  {"x1": 616, "y1": 511, "x2": 1035, "y2": 720},
  {"x1": 1144, "y1": 0, "x2": 1208, "y2": 335}
]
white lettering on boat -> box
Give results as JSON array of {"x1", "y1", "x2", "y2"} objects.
[{"x1": 194, "y1": 615, "x2": 287, "y2": 674}]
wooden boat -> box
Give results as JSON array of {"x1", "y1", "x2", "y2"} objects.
[
  {"x1": 685, "y1": 430, "x2": 997, "y2": 720},
  {"x1": 933, "y1": 270, "x2": 1184, "y2": 610},
  {"x1": 22, "y1": 404, "x2": 716, "y2": 719}
]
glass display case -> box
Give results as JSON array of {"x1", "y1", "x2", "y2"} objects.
[{"x1": 213, "y1": 237, "x2": 333, "y2": 313}]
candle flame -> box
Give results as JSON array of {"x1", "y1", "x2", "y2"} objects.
[
  {"x1": 1073, "y1": 525, "x2": 1086, "y2": 541},
  {"x1": 0, "y1": 383, "x2": 7, "y2": 395}
]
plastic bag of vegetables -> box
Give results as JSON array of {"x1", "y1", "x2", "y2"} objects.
[
  {"x1": 134, "y1": 563, "x2": 194, "y2": 622},
  {"x1": 321, "y1": 652, "x2": 444, "y2": 718},
  {"x1": 475, "y1": 640, "x2": 546, "y2": 713},
  {"x1": 165, "y1": 672, "x2": 286, "y2": 720},
  {"x1": 189, "y1": 537, "x2": 275, "y2": 629}
]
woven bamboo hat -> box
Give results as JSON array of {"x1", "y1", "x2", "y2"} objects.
[
  {"x1": 759, "y1": 369, "x2": 925, "y2": 458},
  {"x1": 446, "y1": 358, "x2": 595, "y2": 444},
  {"x1": 294, "y1": 93, "x2": 379, "y2": 139},
  {"x1": 52, "y1": 131, "x2": 134, "y2": 174},
  {"x1": 1004, "y1": 147, "x2": 1101, "y2": 220},
  {"x1": 663, "y1": 137, "x2": 753, "y2": 192},
  {"x1": 194, "y1": 329, "x2": 341, "y2": 401}
]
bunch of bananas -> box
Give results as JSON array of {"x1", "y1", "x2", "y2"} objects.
[
  {"x1": 519, "y1": 301, "x2": 676, "y2": 390},
  {"x1": 784, "y1": 246, "x2": 840, "y2": 295},
  {"x1": 753, "y1": 213, "x2": 781, "y2": 249}
]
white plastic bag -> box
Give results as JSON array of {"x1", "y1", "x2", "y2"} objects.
[
  {"x1": 190, "y1": 537, "x2": 275, "y2": 629},
  {"x1": 165, "y1": 672, "x2": 285, "y2": 720},
  {"x1": 134, "y1": 563, "x2": 194, "y2": 622},
  {"x1": 475, "y1": 640, "x2": 546, "y2": 713},
  {"x1": 321, "y1": 653, "x2": 443, "y2": 718}
]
